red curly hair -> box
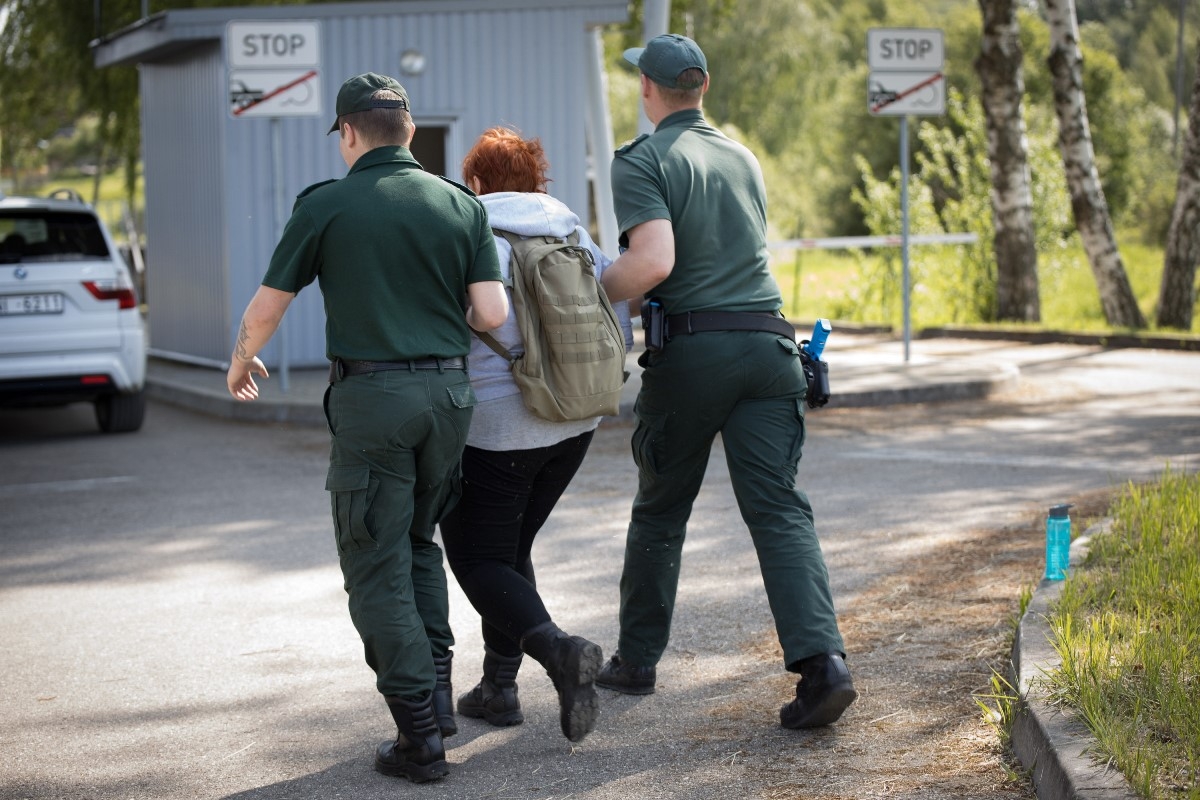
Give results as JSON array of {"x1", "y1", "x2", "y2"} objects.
[{"x1": 462, "y1": 127, "x2": 551, "y2": 195}]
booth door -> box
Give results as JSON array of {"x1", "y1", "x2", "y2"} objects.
[{"x1": 410, "y1": 125, "x2": 447, "y2": 175}]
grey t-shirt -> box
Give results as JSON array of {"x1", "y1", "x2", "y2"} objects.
[{"x1": 464, "y1": 191, "x2": 634, "y2": 451}]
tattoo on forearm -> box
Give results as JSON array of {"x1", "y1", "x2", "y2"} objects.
[{"x1": 234, "y1": 321, "x2": 252, "y2": 362}]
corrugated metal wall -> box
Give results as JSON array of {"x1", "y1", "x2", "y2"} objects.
[
  {"x1": 133, "y1": 1, "x2": 627, "y2": 368},
  {"x1": 142, "y1": 48, "x2": 229, "y2": 364},
  {"x1": 223, "y1": 87, "x2": 335, "y2": 370}
]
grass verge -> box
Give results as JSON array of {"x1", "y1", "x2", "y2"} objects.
[
  {"x1": 973, "y1": 581, "x2": 1034, "y2": 780},
  {"x1": 777, "y1": 233, "x2": 1200, "y2": 334},
  {"x1": 1045, "y1": 468, "x2": 1200, "y2": 799}
]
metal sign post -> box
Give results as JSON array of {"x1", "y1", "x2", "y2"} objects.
[
  {"x1": 900, "y1": 116, "x2": 911, "y2": 362},
  {"x1": 867, "y1": 28, "x2": 945, "y2": 362},
  {"x1": 226, "y1": 20, "x2": 322, "y2": 392}
]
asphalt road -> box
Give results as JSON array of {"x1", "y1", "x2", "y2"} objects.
[{"x1": 1, "y1": 341, "x2": 1197, "y2": 799}]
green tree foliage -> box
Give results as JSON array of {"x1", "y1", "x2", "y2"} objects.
[
  {"x1": 1127, "y1": 6, "x2": 1180, "y2": 111},
  {"x1": 1027, "y1": 11, "x2": 1179, "y2": 242},
  {"x1": 4, "y1": 0, "x2": 1190, "y2": 258},
  {"x1": 1, "y1": 0, "x2": 87, "y2": 193},
  {"x1": 0, "y1": 0, "x2": 337, "y2": 202},
  {"x1": 843, "y1": 89, "x2": 1076, "y2": 327},
  {"x1": 0, "y1": 0, "x2": 143, "y2": 199},
  {"x1": 1076, "y1": 0, "x2": 1198, "y2": 118},
  {"x1": 610, "y1": 0, "x2": 1182, "y2": 248},
  {"x1": 612, "y1": 0, "x2": 902, "y2": 236}
]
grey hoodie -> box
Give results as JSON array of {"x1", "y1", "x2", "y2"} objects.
[{"x1": 466, "y1": 191, "x2": 634, "y2": 451}]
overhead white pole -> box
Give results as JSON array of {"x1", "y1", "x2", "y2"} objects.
[
  {"x1": 643, "y1": 0, "x2": 670, "y2": 42},
  {"x1": 638, "y1": 0, "x2": 671, "y2": 135},
  {"x1": 900, "y1": 116, "x2": 911, "y2": 363},
  {"x1": 584, "y1": 27, "x2": 619, "y2": 256},
  {"x1": 271, "y1": 119, "x2": 290, "y2": 393}
]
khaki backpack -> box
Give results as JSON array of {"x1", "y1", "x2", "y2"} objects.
[{"x1": 477, "y1": 229, "x2": 627, "y2": 422}]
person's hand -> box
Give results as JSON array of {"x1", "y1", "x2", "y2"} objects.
[{"x1": 227, "y1": 356, "x2": 269, "y2": 401}]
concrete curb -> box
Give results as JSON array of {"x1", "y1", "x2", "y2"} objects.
[
  {"x1": 1011, "y1": 523, "x2": 1139, "y2": 800},
  {"x1": 919, "y1": 326, "x2": 1200, "y2": 352},
  {"x1": 825, "y1": 362, "x2": 1019, "y2": 408},
  {"x1": 146, "y1": 351, "x2": 1019, "y2": 426},
  {"x1": 146, "y1": 369, "x2": 328, "y2": 426}
]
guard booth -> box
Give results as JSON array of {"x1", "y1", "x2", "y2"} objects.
[{"x1": 92, "y1": 0, "x2": 627, "y2": 372}]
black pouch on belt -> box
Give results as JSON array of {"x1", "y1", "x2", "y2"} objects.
[
  {"x1": 642, "y1": 298, "x2": 665, "y2": 353},
  {"x1": 800, "y1": 350, "x2": 831, "y2": 408}
]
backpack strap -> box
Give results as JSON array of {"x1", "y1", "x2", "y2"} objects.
[
  {"x1": 494, "y1": 228, "x2": 585, "y2": 268},
  {"x1": 472, "y1": 229, "x2": 522, "y2": 361},
  {"x1": 474, "y1": 228, "x2": 588, "y2": 363},
  {"x1": 475, "y1": 329, "x2": 516, "y2": 363},
  {"x1": 493, "y1": 228, "x2": 581, "y2": 247}
]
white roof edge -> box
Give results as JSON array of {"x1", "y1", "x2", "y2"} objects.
[{"x1": 93, "y1": 0, "x2": 627, "y2": 68}]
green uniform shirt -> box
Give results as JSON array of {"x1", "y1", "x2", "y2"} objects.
[
  {"x1": 611, "y1": 109, "x2": 781, "y2": 314},
  {"x1": 262, "y1": 145, "x2": 501, "y2": 361}
]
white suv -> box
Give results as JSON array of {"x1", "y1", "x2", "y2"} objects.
[{"x1": 0, "y1": 190, "x2": 147, "y2": 433}]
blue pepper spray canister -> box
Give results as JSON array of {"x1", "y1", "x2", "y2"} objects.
[{"x1": 1043, "y1": 504, "x2": 1074, "y2": 581}]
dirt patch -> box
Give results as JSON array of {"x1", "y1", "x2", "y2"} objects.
[
  {"x1": 723, "y1": 486, "x2": 1117, "y2": 799},
  {"x1": 596, "y1": 382, "x2": 1137, "y2": 798}
]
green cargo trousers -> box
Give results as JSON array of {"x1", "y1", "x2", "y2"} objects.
[
  {"x1": 323, "y1": 367, "x2": 477, "y2": 698},
  {"x1": 616, "y1": 330, "x2": 846, "y2": 672}
]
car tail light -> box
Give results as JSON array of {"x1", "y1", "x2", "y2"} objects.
[
  {"x1": 80, "y1": 375, "x2": 112, "y2": 386},
  {"x1": 83, "y1": 279, "x2": 137, "y2": 310}
]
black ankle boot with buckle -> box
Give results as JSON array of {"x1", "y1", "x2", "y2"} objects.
[
  {"x1": 595, "y1": 652, "x2": 656, "y2": 695},
  {"x1": 779, "y1": 652, "x2": 857, "y2": 729},
  {"x1": 520, "y1": 621, "x2": 603, "y2": 743},
  {"x1": 457, "y1": 647, "x2": 525, "y2": 727},
  {"x1": 376, "y1": 694, "x2": 449, "y2": 782}
]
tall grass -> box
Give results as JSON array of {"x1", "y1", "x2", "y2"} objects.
[
  {"x1": 770, "y1": 248, "x2": 864, "y2": 323},
  {"x1": 1046, "y1": 469, "x2": 1200, "y2": 799},
  {"x1": 774, "y1": 235, "x2": 1200, "y2": 334},
  {"x1": 1038, "y1": 239, "x2": 1180, "y2": 332}
]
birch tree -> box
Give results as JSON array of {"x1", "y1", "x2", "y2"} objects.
[
  {"x1": 1044, "y1": 0, "x2": 1146, "y2": 328},
  {"x1": 976, "y1": 0, "x2": 1040, "y2": 321},
  {"x1": 1157, "y1": 45, "x2": 1200, "y2": 330}
]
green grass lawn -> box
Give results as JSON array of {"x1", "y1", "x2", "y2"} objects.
[
  {"x1": 1046, "y1": 469, "x2": 1200, "y2": 799},
  {"x1": 771, "y1": 248, "x2": 863, "y2": 324},
  {"x1": 772, "y1": 235, "x2": 1200, "y2": 334}
]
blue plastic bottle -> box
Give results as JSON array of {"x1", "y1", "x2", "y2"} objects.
[
  {"x1": 802, "y1": 318, "x2": 832, "y2": 360},
  {"x1": 1043, "y1": 504, "x2": 1074, "y2": 581}
]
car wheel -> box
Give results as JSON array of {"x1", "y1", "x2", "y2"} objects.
[{"x1": 95, "y1": 390, "x2": 146, "y2": 433}]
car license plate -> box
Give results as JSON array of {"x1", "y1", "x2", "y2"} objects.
[{"x1": 0, "y1": 293, "x2": 65, "y2": 315}]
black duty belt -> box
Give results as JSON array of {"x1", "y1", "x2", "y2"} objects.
[
  {"x1": 330, "y1": 356, "x2": 466, "y2": 383},
  {"x1": 665, "y1": 311, "x2": 795, "y2": 339}
]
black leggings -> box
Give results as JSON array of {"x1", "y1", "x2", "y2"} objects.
[{"x1": 440, "y1": 430, "x2": 594, "y2": 658}]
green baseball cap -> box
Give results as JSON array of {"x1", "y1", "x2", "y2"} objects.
[
  {"x1": 623, "y1": 34, "x2": 708, "y2": 89},
  {"x1": 328, "y1": 72, "x2": 410, "y2": 134}
]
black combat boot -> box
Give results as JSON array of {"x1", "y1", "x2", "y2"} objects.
[
  {"x1": 595, "y1": 652, "x2": 657, "y2": 695},
  {"x1": 432, "y1": 652, "x2": 457, "y2": 737},
  {"x1": 457, "y1": 647, "x2": 525, "y2": 727},
  {"x1": 779, "y1": 652, "x2": 857, "y2": 729},
  {"x1": 375, "y1": 694, "x2": 449, "y2": 782},
  {"x1": 520, "y1": 621, "x2": 603, "y2": 743}
]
